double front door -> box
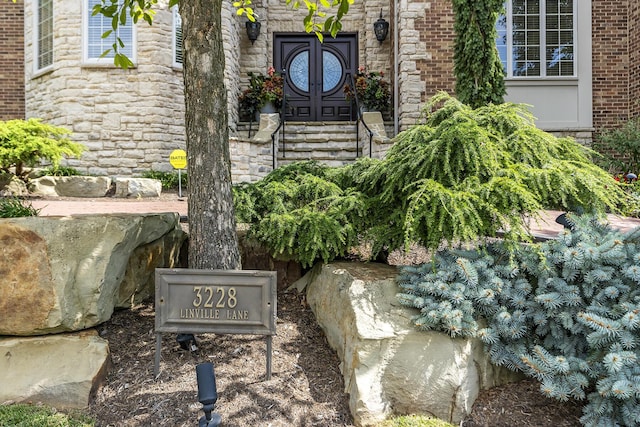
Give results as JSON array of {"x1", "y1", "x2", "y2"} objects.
[{"x1": 274, "y1": 33, "x2": 358, "y2": 121}]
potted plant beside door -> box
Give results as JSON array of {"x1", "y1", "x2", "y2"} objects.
[
  {"x1": 343, "y1": 67, "x2": 391, "y2": 113},
  {"x1": 239, "y1": 67, "x2": 284, "y2": 121}
]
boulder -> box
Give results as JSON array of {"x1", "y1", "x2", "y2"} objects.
[
  {"x1": 303, "y1": 262, "x2": 520, "y2": 426},
  {"x1": 0, "y1": 174, "x2": 29, "y2": 196},
  {"x1": 0, "y1": 330, "x2": 110, "y2": 408},
  {"x1": 0, "y1": 213, "x2": 187, "y2": 335},
  {"x1": 29, "y1": 176, "x2": 112, "y2": 197},
  {"x1": 113, "y1": 177, "x2": 162, "y2": 198}
]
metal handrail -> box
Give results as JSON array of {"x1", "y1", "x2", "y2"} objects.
[
  {"x1": 346, "y1": 72, "x2": 374, "y2": 158},
  {"x1": 270, "y1": 69, "x2": 287, "y2": 169}
]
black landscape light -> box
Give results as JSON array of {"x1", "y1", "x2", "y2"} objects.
[
  {"x1": 196, "y1": 362, "x2": 222, "y2": 427},
  {"x1": 177, "y1": 333, "x2": 198, "y2": 351},
  {"x1": 246, "y1": 19, "x2": 261, "y2": 45},
  {"x1": 373, "y1": 9, "x2": 389, "y2": 43}
]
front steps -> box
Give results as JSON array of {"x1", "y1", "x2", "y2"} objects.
[{"x1": 237, "y1": 119, "x2": 387, "y2": 168}]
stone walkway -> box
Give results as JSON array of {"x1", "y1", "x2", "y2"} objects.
[{"x1": 29, "y1": 194, "x2": 640, "y2": 239}]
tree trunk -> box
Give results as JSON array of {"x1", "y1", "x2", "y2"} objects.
[{"x1": 179, "y1": 0, "x2": 241, "y2": 270}]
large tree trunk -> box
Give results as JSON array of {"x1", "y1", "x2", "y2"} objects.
[{"x1": 179, "y1": 0, "x2": 241, "y2": 270}]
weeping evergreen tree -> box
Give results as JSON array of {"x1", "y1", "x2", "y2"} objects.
[
  {"x1": 452, "y1": 0, "x2": 506, "y2": 108},
  {"x1": 234, "y1": 93, "x2": 628, "y2": 266},
  {"x1": 353, "y1": 93, "x2": 628, "y2": 254}
]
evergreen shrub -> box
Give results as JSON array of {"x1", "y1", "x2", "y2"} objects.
[
  {"x1": 233, "y1": 93, "x2": 628, "y2": 267},
  {"x1": 141, "y1": 170, "x2": 188, "y2": 190},
  {"x1": 397, "y1": 214, "x2": 640, "y2": 426},
  {"x1": 0, "y1": 119, "x2": 84, "y2": 179}
]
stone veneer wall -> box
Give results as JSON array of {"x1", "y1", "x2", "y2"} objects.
[
  {"x1": 0, "y1": 0, "x2": 25, "y2": 120},
  {"x1": 24, "y1": 0, "x2": 241, "y2": 177}
]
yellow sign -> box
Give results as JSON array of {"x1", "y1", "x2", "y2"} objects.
[{"x1": 169, "y1": 149, "x2": 187, "y2": 169}]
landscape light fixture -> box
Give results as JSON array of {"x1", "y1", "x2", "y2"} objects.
[
  {"x1": 246, "y1": 19, "x2": 261, "y2": 45},
  {"x1": 196, "y1": 362, "x2": 222, "y2": 427},
  {"x1": 373, "y1": 9, "x2": 389, "y2": 43}
]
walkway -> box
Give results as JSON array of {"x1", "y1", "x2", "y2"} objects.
[{"x1": 29, "y1": 194, "x2": 640, "y2": 239}]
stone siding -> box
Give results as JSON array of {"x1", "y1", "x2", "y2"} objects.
[
  {"x1": 0, "y1": 0, "x2": 25, "y2": 120},
  {"x1": 23, "y1": 0, "x2": 241, "y2": 178}
]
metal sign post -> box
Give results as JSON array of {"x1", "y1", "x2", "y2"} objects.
[
  {"x1": 169, "y1": 149, "x2": 187, "y2": 198},
  {"x1": 154, "y1": 269, "x2": 277, "y2": 380}
]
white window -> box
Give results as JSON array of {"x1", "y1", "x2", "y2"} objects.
[
  {"x1": 84, "y1": 0, "x2": 135, "y2": 64},
  {"x1": 36, "y1": 0, "x2": 53, "y2": 70},
  {"x1": 173, "y1": 7, "x2": 183, "y2": 67},
  {"x1": 497, "y1": 0, "x2": 576, "y2": 78}
]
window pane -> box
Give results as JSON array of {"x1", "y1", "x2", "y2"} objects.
[
  {"x1": 290, "y1": 51, "x2": 309, "y2": 92},
  {"x1": 322, "y1": 51, "x2": 342, "y2": 92},
  {"x1": 544, "y1": 0, "x2": 574, "y2": 77},
  {"x1": 498, "y1": 0, "x2": 575, "y2": 78},
  {"x1": 527, "y1": 31, "x2": 540, "y2": 45},
  {"x1": 87, "y1": 0, "x2": 133, "y2": 60},
  {"x1": 37, "y1": 0, "x2": 53, "y2": 69},
  {"x1": 174, "y1": 8, "x2": 183, "y2": 65},
  {"x1": 526, "y1": 0, "x2": 540, "y2": 14},
  {"x1": 559, "y1": 14, "x2": 573, "y2": 29}
]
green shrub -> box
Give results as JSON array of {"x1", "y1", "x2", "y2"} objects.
[
  {"x1": 0, "y1": 197, "x2": 40, "y2": 218},
  {"x1": 234, "y1": 93, "x2": 627, "y2": 266},
  {"x1": 0, "y1": 119, "x2": 84, "y2": 179},
  {"x1": 397, "y1": 214, "x2": 640, "y2": 427},
  {"x1": 0, "y1": 403, "x2": 93, "y2": 426},
  {"x1": 234, "y1": 161, "x2": 365, "y2": 267},
  {"x1": 592, "y1": 117, "x2": 640, "y2": 174},
  {"x1": 141, "y1": 170, "x2": 188, "y2": 190},
  {"x1": 36, "y1": 165, "x2": 82, "y2": 177}
]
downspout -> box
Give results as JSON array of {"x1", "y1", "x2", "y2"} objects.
[{"x1": 394, "y1": 0, "x2": 400, "y2": 136}]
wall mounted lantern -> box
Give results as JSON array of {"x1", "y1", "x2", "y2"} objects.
[
  {"x1": 246, "y1": 20, "x2": 261, "y2": 45},
  {"x1": 373, "y1": 10, "x2": 389, "y2": 44}
]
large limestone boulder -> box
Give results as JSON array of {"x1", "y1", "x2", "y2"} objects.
[
  {"x1": 303, "y1": 262, "x2": 520, "y2": 426},
  {"x1": 29, "y1": 175, "x2": 112, "y2": 197},
  {"x1": 0, "y1": 213, "x2": 187, "y2": 335},
  {"x1": 0, "y1": 330, "x2": 110, "y2": 408},
  {"x1": 113, "y1": 177, "x2": 162, "y2": 198}
]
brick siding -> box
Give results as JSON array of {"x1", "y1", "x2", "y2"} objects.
[
  {"x1": 0, "y1": 0, "x2": 25, "y2": 120},
  {"x1": 417, "y1": 0, "x2": 456, "y2": 102},
  {"x1": 591, "y1": 0, "x2": 632, "y2": 129},
  {"x1": 630, "y1": 0, "x2": 640, "y2": 118}
]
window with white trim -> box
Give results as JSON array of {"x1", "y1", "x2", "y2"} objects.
[
  {"x1": 497, "y1": 0, "x2": 576, "y2": 78},
  {"x1": 36, "y1": 0, "x2": 53, "y2": 70},
  {"x1": 84, "y1": 0, "x2": 135, "y2": 63},
  {"x1": 173, "y1": 7, "x2": 183, "y2": 67}
]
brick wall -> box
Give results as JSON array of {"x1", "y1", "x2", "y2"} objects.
[
  {"x1": 416, "y1": 0, "x2": 455, "y2": 101},
  {"x1": 630, "y1": 0, "x2": 640, "y2": 118},
  {"x1": 591, "y1": 0, "x2": 631, "y2": 129},
  {"x1": 0, "y1": 0, "x2": 25, "y2": 120}
]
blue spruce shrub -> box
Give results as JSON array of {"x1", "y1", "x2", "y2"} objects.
[{"x1": 397, "y1": 214, "x2": 640, "y2": 426}]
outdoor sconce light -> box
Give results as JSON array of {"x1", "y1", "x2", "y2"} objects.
[
  {"x1": 373, "y1": 9, "x2": 389, "y2": 43},
  {"x1": 246, "y1": 19, "x2": 261, "y2": 45},
  {"x1": 196, "y1": 362, "x2": 222, "y2": 427}
]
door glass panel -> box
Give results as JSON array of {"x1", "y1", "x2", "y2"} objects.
[
  {"x1": 290, "y1": 51, "x2": 309, "y2": 92},
  {"x1": 322, "y1": 51, "x2": 342, "y2": 92}
]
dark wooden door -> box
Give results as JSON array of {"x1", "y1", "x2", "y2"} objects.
[{"x1": 274, "y1": 33, "x2": 357, "y2": 121}]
